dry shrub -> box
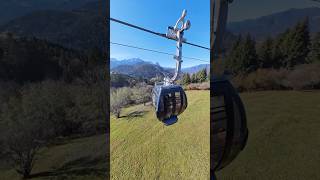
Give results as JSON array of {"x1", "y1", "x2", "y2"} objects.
[
  {"x1": 284, "y1": 63, "x2": 320, "y2": 90},
  {"x1": 232, "y1": 68, "x2": 289, "y2": 91},
  {"x1": 231, "y1": 63, "x2": 320, "y2": 91},
  {"x1": 185, "y1": 82, "x2": 210, "y2": 90}
]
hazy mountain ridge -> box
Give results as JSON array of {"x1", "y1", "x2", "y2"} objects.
[
  {"x1": 110, "y1": 58, "x2": 146, "y2": 69},
  {"x1": 0, "y1": 9, "x2": 105, "y2": 50},
  {"x1": 227, "y1": 7, "x2": 320, "y2": 40},
  {"x1": 0, "y1": 0, "x2": 106, "y2": 50},
  {"x1": 182, "y1": 64, "x2": 210, "y2": 74},
  {"x1": 0, "y1": 0, "x2": 98, "y2": 25},
  {"x1": 111, "y1": 61, "x2": 172, "y2": 79},
  {"x1": 110, "y1": 58, "x2": 209, "y2": 79}
]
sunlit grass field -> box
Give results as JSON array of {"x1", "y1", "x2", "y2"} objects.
[
  {"x1": 0, "y1": 134, "x2": 108, "y2": 180},
  {"x1": 110, "y1": 90, "x2": 210, "y2": 180},
  {"x1": 2, "y1": 90, "x2": 317, "y2": 179},
  {"x1": 217, "y1": 91, "x2": 320, "y2": 180},
  {"x1": 111, "y1": 90, "x2": 320, "y2": 180}
]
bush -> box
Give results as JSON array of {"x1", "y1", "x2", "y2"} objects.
[
  {"x1": 232, "y1": 68, "x2": 289, "y2": 91},
  {"x1": 131, "y1": 83, "x2": 152, "y2": 105},
  {"x1": 231, "y1": 63, "x2": 320, "y2": 91},
  {"x1": 66, "y1": 83, "x2": 107, "y2": 135},
  {"x1": 110, "y1": 87, "x2": 132, "y2": 118},
  {"x1": 185, "y1": 82, "x2": 210, "y2": 90},
  {"x1": 284, "y1": 63, "x2": 320, "y2": 90}
]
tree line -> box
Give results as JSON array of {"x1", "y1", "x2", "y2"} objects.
[
  {"x1": 225, "y1": 18, "x2": 319, "y2": 74},
  {"x1": 179, "y1": 68, "x2": 209, "y2": 85},
  {"x1": 224, "y1": 18, "x2": 320, "y2": 91},
  {"x1": 0, "y1": 32, "x2": 108, "y2": 178}
]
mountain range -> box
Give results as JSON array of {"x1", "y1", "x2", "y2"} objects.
[
  {"x1": 0, "y1": 0, "x2": 99, "y2": 25},
  {"x1": 0, "y1": 3, "x2": 320, "y2": 79},
  {"x1": 227, "y1": 7, "x2": 320, "y2": 40},
  {"x1": 110, "y1": 58, "x2": 146, "y2": 69},
  {"x1": 0, "y1": 5, "x2": 319, "y2": 51},
  {"x1": 0, "y1": 1, "x2": 106, "y2": 50},
  {"x1": 110, "y1": 58, "x2": 209, "y2": 79}
]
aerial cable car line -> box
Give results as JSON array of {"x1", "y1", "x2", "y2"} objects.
[
  {"x1": 110, "y1": 41, "x2": 209, "y2": 63},
  {"x1": 110, "y1": 17, "x2": 210, "y2": 50}
]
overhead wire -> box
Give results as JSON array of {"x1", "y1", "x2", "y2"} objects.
[
  {"x1": 110, "y1": 17, "x2": 211, "y2": 50},
  {"x1": 110, "y1": 41, "x2": 209, "y2": 63}
]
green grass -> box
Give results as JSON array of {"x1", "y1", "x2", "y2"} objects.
[
  {"x1": 2, "y1": 90, "x2": 318, "y2": 179},
  {"x1": 0, "y1": 134, "x2": 108, "y2": 180},
  {"x1": 110, "y1": 90, "x2": 210, "y2": 180},
  {"x1": 216, "y1": 91, "x2": 320, "y2": 180}
]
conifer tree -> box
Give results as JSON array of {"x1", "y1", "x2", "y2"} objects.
[
  {"x1": 307, "y1": 32, "x2": 320, "y2": 63},
  {"x1": 226, "y1": 34, "x2": 258, "y2": 74},
  {"x1": 257, "y1": 37, "x2": 274, "y2": 68},
  {"x1": 191, "y1": 73, "x2": 197, "y2": 83},
  {"x1": 197, "y1": 68, "x2": 207, "y2": 82},
  {"x1": 282, "y1": 18, "x2": 310, "y2": 68},
  {"x1": 181, "y1": 73, "x2": 191, "y2": 85}
]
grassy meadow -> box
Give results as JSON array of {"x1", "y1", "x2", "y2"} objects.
[
  {"x1": 2, "y1": 90, "x2": 318, "y2": 179},
  {"x1": 110, "y1": 90, "x2": 210, "y2": 180},
  {"x1": 0, "y1": 134, "x2": 108, "y2": 180},
  {"x1": 217, "y1": 91, "x2": 320, "y2": 180},
  {"x1": 111, "y1": 90, "x2": 320, "y2": 180}
]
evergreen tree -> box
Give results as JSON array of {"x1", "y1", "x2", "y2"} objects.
[
  {"x1": 227, "y1": 34, "x2": 258, "y2": 74},
  {"x1": 307, "y1": 32, "x2": 320, "y2": 63},
  {"x1": 197, "y1": 69, "x2": 207, "y2": 82},
  {"x1": 181, "y1": 73, "x2": 191, "y2": 85},
  {"x1": 271, "y1": 29, "x2": 291, "y2": 68},
  {"x1": 225, "y1": 35, "x2": 242, "y2": 74},
  {"x1": 281, "y1": 18, "x2": 310, "y2": 69},
  {"x1": 241, "y1": 34, "x2": 258, "y2": 73},
  {"x1": 257, "y1": 37, "x2": 274, "y2": 68},
  {"x1": 191, "y1": 73, "x2": 197, "y2": 83}
]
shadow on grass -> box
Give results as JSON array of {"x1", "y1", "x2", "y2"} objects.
[
  {"x1": 120, "y1": 110, "x2": 147, "y2": 120},
  {"x1": 29, "y1": 156, "x2": 108, "y2": 179}
]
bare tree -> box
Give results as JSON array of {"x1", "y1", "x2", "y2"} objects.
[
  {"x1": 6, "y1": 126, "x2": 42, "y2": 179},
  {"x1": 110, "y1": 87, "x2": 131, "y2": 118},
  {"x1": 132, "y1": 83, "x2": 152, "y2": 105},
  {"x1": 1, "y1": 84, "x2": 56, "y2": 178}
]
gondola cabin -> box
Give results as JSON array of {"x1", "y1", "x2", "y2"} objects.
[
  {"x1": 211, "y1": 77, "x2": 249, "y2": 171},
  {"x1": 152, "y1": 82, "x2": 187, "y2": 125}
]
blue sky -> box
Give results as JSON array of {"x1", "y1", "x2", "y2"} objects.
[
  {"x1": 110, "y1": 0, "x2": 320, "y2": 68},
  {"x1": 110, "y1": 0, "x2": 210, "y2": 68}
]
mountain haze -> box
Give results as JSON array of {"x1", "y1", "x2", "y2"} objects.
[
  {"x1": 228, "y1": 7, "x2": 320, "y2": 40},
  {"x1": 0, "y1": 0, "x2": 98, "y2": 25},
  {"x1": 0, "y1": 1, "x2": 106, "y2": 50},
  {"x1": 110, "y1": 58, "x2": 209, "y2": 79}
]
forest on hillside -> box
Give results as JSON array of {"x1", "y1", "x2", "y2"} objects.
[
  {"x1": 217, "y1": 18, "x2": 320, "y2": 91},
  {"x1": 0, "y1": 32, "x2": 108, "y2": 178}
]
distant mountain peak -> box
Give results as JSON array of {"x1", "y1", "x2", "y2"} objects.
[{"x1": 110, "y1": 58, "x2": 151, "y2": 69}]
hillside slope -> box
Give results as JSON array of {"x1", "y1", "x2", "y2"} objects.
[
  {"x1": 0, "y1": 10, "x2": 105, "y2": 50},
  {"x1": 0, "y1": 134, "x2": 108, "y2": 180},
  {"x1": 0, "y1": 0, "x2": 98, "y2": 25}
]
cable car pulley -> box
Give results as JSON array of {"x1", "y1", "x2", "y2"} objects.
[{"x1": 152, "y1": 10, "x2": 191, "y2": 126}]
